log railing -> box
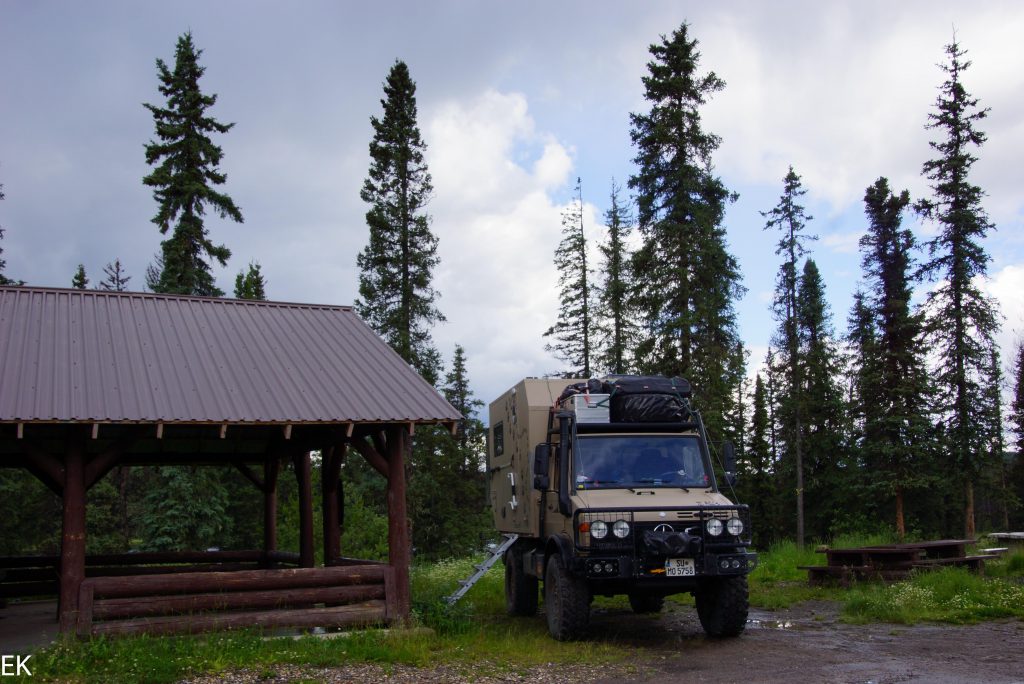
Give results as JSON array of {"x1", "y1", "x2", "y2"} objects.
[
  {"x1": 0, "y1": 550, "x2": 301, "y2": 599},
  {"x1": 76, "y1": 563, "x2": 396, "y2": 638}
]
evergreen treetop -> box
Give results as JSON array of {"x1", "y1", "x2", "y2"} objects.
[
  {"x1": 233, "y1": 261, "x2": 267, "y2": 300},
  {"x1": 143, "y1": 31, "x2": 242, "y2": 297},
  {"x1": 71, "y1": 264, "x2": 89, "y2": 290},
  {"x1": 356, "y1": 59, "x2": 443, "y2": 384},
  {"x1": 628, "y1": 21, "x2": 743, "y2": 440},
  {"x1": 544, "y1": 177, "x2": 593, "y2": 377},
  {"x1": 594, "y1": 179, "x2": 635, "y2": 375},
  {"x1": 99, "y1": 259, "x2": 131, "y2": 292}
]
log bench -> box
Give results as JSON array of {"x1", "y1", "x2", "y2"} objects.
[{"x1": 76, "y1": 564, "x2": 396, "y2": 638}]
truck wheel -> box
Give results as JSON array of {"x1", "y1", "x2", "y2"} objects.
[
  {"x1": 544, "y1": 555, "x2": 590, "y2": 640},
  {"x1": 628, "y1": 593, "x2": 665, "y2": 614},
  {"x1": 695, "y1": 576, "x2": 748, "y2": 637},
  {"x1": 505, "y1": 548, "x2": 538, "y2": 616}
]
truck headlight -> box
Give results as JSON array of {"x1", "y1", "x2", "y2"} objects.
[
  {"x1": 726, "y1": 517, "x2": 744, "y2": 536},
  {"x1": 591, "y1": 520, "x2": 609, "y2": 539},
  {"x1": 612, "y1": 520, "x2": 631, "y2": 538},
  {"x1": 706, "y1": 518, "x2": 723, "y2": 536}
]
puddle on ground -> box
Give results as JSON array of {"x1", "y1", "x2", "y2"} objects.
[{"x1": 746, "y1": 618, "x2": 794, "y2": 630}]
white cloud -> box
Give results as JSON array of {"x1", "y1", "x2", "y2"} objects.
[
  {"x1": 984, "y1": 264, "x2": 1024, "y2": 362},
  {"x1": 821, "y1": 230, "x2": 864, "y2": 255},
  {"x1": 426, "y1": 90, "x2": 574, "y2": 402}
]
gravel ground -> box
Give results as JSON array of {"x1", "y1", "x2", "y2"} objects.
[{"x1": 179, "y1": 601, "x2": 1024, "y2": 684}]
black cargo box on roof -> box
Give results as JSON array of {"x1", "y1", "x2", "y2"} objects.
[{"x1": 603, "y1": 376, "x2": 692, "y2": 423}]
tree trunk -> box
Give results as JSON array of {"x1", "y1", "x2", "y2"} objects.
[
  {"x1": 964, "y1": 479, "x2": 976, "y2": 540},
  {"x1": 895, "y1": 485, "x2": 905, "y2": 542}
]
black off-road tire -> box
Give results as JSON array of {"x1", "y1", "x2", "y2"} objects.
[
  {"x1": 628, "y1": 592, "x2": 665, "y2": 614},
  {"x1": 544, "y1": 555, "x2": 590, "y2": 640},
  {"x1": 505, "y1": 547, "x2": 539, "y2": 616},
  {"x1": 695, "y1": 575, "x2": 748, "y2": 637}
]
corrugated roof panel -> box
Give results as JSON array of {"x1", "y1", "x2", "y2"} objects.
[{"x1": 0, "y1": 287, "x2": 460, "y2": 425}]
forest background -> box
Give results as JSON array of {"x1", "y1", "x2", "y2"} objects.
[{"x1": 2, "y1": 3, "x2": 1024, "y2": 559}]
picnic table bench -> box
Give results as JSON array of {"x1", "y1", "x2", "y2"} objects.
[{"x1": 799, "y1": 539, "x2": 996, "y2": 586}]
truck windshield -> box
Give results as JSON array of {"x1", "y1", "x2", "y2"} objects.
[{"x1": 573, "y1": 434, "x2": 709, "y2": 489}]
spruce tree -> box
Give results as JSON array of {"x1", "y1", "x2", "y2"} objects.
[
  {"x1": 356, "y1": 60, "x2": 443, "y2": 384},
  {"x1": 407, "y1": 345, "x2": 489, "y2": 558},
  {"x1": 915, "y1": 40, "x2": 1001, "y2": 538},
  {"x1": 857, "y1": 178, "x2": 932, "y2": 539},
  {"x1": 628, "y1": 22, "x2": 744, "y2": 440},
  {"x1": 544, "y1": 177, "x2": 593, "y2": 377},
  {"x1": 71, "y1": 264, "x2": 89, "y2": 289},
  {"x1": 762, "y1": 166, "x2": 816, "y2": 546},
  {"x1": 795, "y1": 259, "x2": 845, "y2": 539},
  {"x1": 1013, "y1": 342, "x2": 1024, "y2": 456},
  {"x1": 143, "y1": 32, "x2": 242, "y2": 297},
  {"x1": 594, "y1": 179, "x2": 635, "y2": 375},
  {"x1": 99, "y1": 259, "x2": 131, "y2": 291},
  {"x1": 233, "y1": 261, "x2": 267, "y2": 300},
  {"x1": 741, "y1": 374, "x2": 776, "y2": 547}
]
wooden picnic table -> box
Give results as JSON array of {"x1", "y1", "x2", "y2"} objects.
[{"x1": 800, "y1": 539, "x2": 992, "y2": 586}]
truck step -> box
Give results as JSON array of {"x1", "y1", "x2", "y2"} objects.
[{"x1": 444, "y1": 533, "x2": 518, "y2": 605}]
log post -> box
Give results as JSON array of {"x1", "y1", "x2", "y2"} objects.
[
  {"x1": 293, "y1": 451, "x2": 315, "y2": 568},
  {"x1": 59, "y1": 439, "x2": 87, "y2": 633},
  {"x1": 321, "y1": 445, "x2": 344, "y2": 565},
  {"x1": 386, "y1": 426, "x2": 411, "y2": 620},
  {"x1": 263, "y1": 456, "x2": 280, "y2": 565}
]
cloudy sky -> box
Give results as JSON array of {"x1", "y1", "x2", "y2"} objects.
[{"x1": 2, "y1": 1, "x2": 1022, "y2": 406}]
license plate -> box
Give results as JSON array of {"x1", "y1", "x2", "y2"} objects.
[{"x1": 665, "y1": 558, "x2": 695, "y2": 577}]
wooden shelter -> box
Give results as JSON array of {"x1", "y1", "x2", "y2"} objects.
[{"x1": 0, "y1": 286, "x2": 460, "y2": 637}]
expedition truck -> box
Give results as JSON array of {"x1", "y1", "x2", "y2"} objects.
[{"x1": 488, "y1": 375, "x2": 757, "y2": 641}]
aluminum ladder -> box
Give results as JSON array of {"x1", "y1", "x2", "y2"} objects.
[{"x1": 444, "y1": 533, "x2": 519, "y2": 605}]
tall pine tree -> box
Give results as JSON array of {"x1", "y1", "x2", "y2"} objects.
[
  {"x1": 857, "y1": 178, "x2": 932, "y2": 539},
  {"x1": 356, "y1": 60, "x2": 443, "y2": 384},
  {"x1": 594, "y1": 179, "x2": 635, "y2": 375},
  {"x1": 762, "y1": 166, "x2": 816, "y2": 546},
  {"x1": 795, "y1": 259, "x2": 846, "y2": 540},
  {"x1": 915, "y1": 40, "x2": 1001, "y2": 538},
  {"x1": 143, "y1": 32, "x2": 242, "y2": 297},
  {"x1": 544, "y1": 177, "x2": 593, "y2": 377},
  {"x1": 629, "y1": 22, "x2": 744, "y2": 441}
]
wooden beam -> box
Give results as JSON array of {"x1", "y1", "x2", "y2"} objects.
[
  {"x1": 349, "y1": 438, "x2": 388, "y2": 478},
  {"x1": 322, "y1": 445, "x2": 344, "y2": 565},
  {"x1": 91, "y1": 423, "x2": 100, "y2": 440},
  {"x1": 17, "y1": 422, "x2": 23, "y2": 439},
  {"x1": 345, "y1": 423, "x2": 354, "y2": 438},
  {"x1": 220, "y1": 424, "x2": 228, "y2": 439},
  {"x1": 233, "y1": 461, "x2": 264, "y2": 491},
  {"x1": 293, "y1": 451, "x2": 315, "y2": 568},
  {"x1": 387, "y1": 425, "x2": 411, "y2": 621},
  {"x1": 85, "y1": 431, "x2": 145, "y2": 489},
  {"x1": 59, "y1": 440, "x2": 87, "y2": 633},
  {"x1": 283, "y1": 424, "x2": 292, "y2": 440},
  {"x1": 18, "y1": 446, "x2": 64, "y2": 496},
  {"x1": 263, "y1": 456, "x2": 281, "y2": 559},
  {"x1": 156, "y1": 422, "x2": 163, "y2": 439}
]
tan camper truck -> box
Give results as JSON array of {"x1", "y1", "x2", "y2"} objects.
[{"x1": 488, "y1": 375, "x2": 757, "y2": 641}]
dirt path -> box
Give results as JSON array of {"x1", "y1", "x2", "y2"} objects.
[
  {"x1": 588, "y1": 601, "x2": 1024, "y2": 684},
  {"x1": 183, "y1": 602, "x2": 1023, "y2": 683}
]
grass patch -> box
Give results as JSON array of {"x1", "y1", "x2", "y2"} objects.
[
  {"x1": 22, "y1": 542, "x2": 1024, "y2": 681},
  {"x1": 842, "y1": 566, "x2": 1024, "y2": 625}
]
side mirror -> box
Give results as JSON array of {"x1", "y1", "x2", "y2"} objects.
[
  {"x1": 723, "y1": 441, "x2": 738, "y2": 487},
  {"x1": 533, "y1": 444, "x2": 550, "y2": 490}
]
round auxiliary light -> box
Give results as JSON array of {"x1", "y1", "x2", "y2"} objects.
[
  {"x1": 726, "y1": 517, "x2": 744, "y2": 536},
  {"x1": 612, "y1": 520, "x2": 631, "y2": 539},
  {"x1": 591, "y1": 520, "x2": 609, "y2": 539},
  {"x1": 720, "y1": 559, "x2": 730, "y2": 569},
  {"x1": 604, "y1": 562, "x2": 615, "y2": 573},
  {"x1": 731, "y1": 559, "x2": 741, "y2": 569},
  {"x1": 706, "y1": 518, "x2": 724, "y2": 536}
]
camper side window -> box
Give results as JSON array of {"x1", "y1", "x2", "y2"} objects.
[{"x1": 493, "y1": 422, "x2": 504, "y2": 457}]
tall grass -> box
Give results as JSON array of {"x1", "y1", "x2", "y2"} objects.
[{"x1": 843, "y1": 566, "x2": 1024, "y2": 624}]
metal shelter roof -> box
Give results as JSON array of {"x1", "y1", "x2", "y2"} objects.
[{"x1": 0, "y1": 287, "x2": 460, "y2": 426}]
